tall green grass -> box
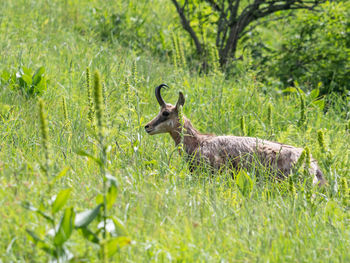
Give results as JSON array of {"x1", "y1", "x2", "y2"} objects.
[{"x1": 0, "y1": 0, "x2": 349, "y2": 262}]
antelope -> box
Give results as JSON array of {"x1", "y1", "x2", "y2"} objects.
[{"x1": 145, "y1": 84, "x2": 326, "y2": 186}]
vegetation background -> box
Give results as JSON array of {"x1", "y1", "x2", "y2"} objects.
[{"x1": 0, "y1": 0, "x2": 349, "y2": 261}]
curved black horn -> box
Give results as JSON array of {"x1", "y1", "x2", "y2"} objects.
[{"x1": 155, "y1": 84, "x2": 168, "y2": 107}]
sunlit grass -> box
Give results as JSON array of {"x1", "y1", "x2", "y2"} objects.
[{"x1": 0, "y1": 0, "x2": 349, "y2": 262}]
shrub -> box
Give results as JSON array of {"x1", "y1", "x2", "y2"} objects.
[{"x1": 269, "y1": 2, "x2": 350, "y2": 95}]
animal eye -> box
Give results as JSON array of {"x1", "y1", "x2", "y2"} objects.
[{"x1": 162, "y1": 111, "x2": 170, "y2": 117}]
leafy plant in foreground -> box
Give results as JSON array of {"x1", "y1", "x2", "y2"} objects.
[
  {"x1": 24, "y1": 73, "x2": 130, "y2": 262},
  {"x1": 24, "y1": 99, "x2": 75, "y2": 261},
  {"x1": 77, "y1": 70, "x2": 131, "y2": 261}
]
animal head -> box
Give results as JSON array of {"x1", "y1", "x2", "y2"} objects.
[{"x1": 145, "y1": 84, "x2": 185, "y2": 135}]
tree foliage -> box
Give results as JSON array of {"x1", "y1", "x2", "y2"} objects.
[
  {"x1": 267, "y1": 2, "x2": 350, "y2": 94},
  {"x1": 171, "y1": 0, "x2": 325, "y2": 66}
]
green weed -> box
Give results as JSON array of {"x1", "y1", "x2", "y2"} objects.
[{"x1": 0, "y1": 0, "x2": 349, "y2": 262}]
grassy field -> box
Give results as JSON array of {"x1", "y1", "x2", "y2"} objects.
[{"x1": 0, "y1": 0, "x2": 349, "y2": 262}]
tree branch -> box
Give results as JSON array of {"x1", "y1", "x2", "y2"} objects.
[
  {"x1": 171, "y1": 0, "x2": 325, "y2": 66},
  {"x1": 238, "y1": 0, "x2": 323, "y2": 37},
  {"x1": 240, "y1": 13, "x2": 294, "y2": 37},
  {"x1": 171, "y1": 0, "x2": 203, "y2": 54}
]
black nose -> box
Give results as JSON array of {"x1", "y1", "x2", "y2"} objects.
[{"x1": 145, "y1": 125, "x2": 150, "y2": 129}]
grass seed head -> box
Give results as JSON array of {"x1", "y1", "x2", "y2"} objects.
[
  {"x1": 210, "y1": 45, "x2": 220, "y2": 74},
  {"x1": 93, "y1": 70, "x2": 105, "y2": 134},
  {"x1": 62, "y1": 97, "x2": 68, "y2": 123},
  {"x1": 240, "y1": 116, "x2": 246, "y2": 136},
  {"x1": 298, "y1": 93, "x2": 306, "y2": 127},
  {"x1": 178, "y1": 37, "x2": 187, "y2": 69},
  {"x1": 267, "y1": 103, "x2": 273, "y2": 127},
  {"x1": 294, "y1": 148, "x2": 306, "y2": 173},
  {"x1": 87, "y1": 68, "x2": 95, "y2": 125},
  {"x1": 86, "y1": 67, "x2": 90, "y2": 89},
  {"x1": 317, "y1": 130, "x2": 327, "y2": 153},
  {"x1": 304, "y1": 146, "x2": 311, "y2": 170},
  {"x1": 340, "y1": 177, "x2": 349, "y2": 199},
  {"x1": 132, "y1": 60, "x2": 138, "y2": 85},
  {"x1": 172, "y1": 33, "x2": 180, "y2": 71},
  {"x1": 289, "y1": 176, "x2": 296, "y2": 195},
  {"x1": 39, "y1": 99, "x2": 49, "y2": 147},
  {"x1": 38, "y1": 98, "x2": 50, "y2": 171}
]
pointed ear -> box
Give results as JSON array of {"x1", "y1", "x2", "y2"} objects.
[{"x1": 176, "y1": 91, "x2": 185, "y2": 110}]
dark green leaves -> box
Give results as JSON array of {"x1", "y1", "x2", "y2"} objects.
[
  {"x1": 54, "y1": 207, "x2": 75, "y2": 246},
  {"x1": 24, "y1": 190, "x2": 75, "y2": 259},
  {"x1": 80, "y1": 228, "x2": 100, "y2": 244},
  {"x1": 32, "y1": 66, "x2": 45, "y2": 86},
  {"x1": 267, "y1": 2, "x2": 350, "y2": 94},
  {"x1": 75, "y1": 204, "x2": 103, "y2": 228},
  {"x1": 2, "y1": 66, "x2": 48, "y2": 97},
  {"x1": 106, "y1": 176, "x2": 118, "y2": 210}
]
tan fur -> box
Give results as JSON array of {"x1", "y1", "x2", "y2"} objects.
[{"x1": 145, "y1": 88, "x2": 326, "y2": 186}]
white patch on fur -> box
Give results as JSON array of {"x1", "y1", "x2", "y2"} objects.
[
  {"x1": 168, "y1": 119, "x2": 175, "y2": 128},
  {"x1": 151, "y1": 119, "x2": 175, "y2": 134}
]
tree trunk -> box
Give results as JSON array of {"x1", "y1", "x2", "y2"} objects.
[
  {"x1": 171, "y1": 0, "x2": 323, "y2": 68},
  {"x1": 219, "y1": 23, "x2": 240, "y2": 66}
]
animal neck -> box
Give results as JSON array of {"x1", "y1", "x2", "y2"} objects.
[{"x1": 169, "y1": 116, "x2": 202, "y2": 155}]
